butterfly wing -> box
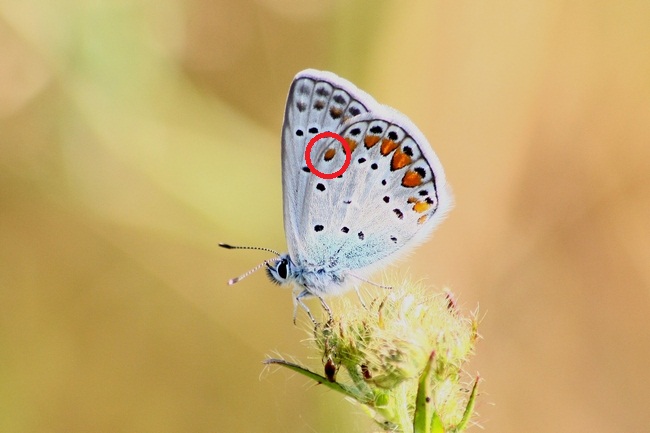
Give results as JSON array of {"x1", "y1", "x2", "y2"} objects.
[
  {"x1": 281, "y1": 69, "x2": 378, "y2": 258},
  {"x1": 281, "y1": 70, "x2": 452, "y2": 281}
]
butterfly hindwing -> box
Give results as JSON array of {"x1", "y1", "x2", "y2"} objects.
[
  {"x1": 281, "y1": 69, "x2": 452, "y2": 278},
  {"x1": 300, "y1": 113, "x2": 451, "y2": 272}
]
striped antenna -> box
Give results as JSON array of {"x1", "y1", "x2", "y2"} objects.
[
  {"x1": 219, "y1": 243, "x2": 281, "y2": 285},
  {"x1": 227, "y1": 257, "x2": 281, "y2": 285}
]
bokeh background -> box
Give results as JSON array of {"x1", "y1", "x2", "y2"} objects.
[{"x1": 1, "y1": 1, "x2": 649, "y2": 432}]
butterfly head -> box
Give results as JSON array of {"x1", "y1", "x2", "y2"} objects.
[{"x1": 265, "y1": 253, "x2": 295, "y2": 286}]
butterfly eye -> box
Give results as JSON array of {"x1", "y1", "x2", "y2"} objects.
[
  {"x1": 265, "y1": 256, "x2": 292, "y2": 285},
  {"x1": 277, "y1": 259, "x2": 289, "y2": 279}
]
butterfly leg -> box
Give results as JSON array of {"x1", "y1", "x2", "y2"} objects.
[
  {"x1": 354, "y1": 286, "x2": 367, "y2": 309},
  {"x1": 293, "y1": 290, "x2": 333, "y2": 325},
  {"x1": 317, "y1": 296, "x2": 334, "y2": 324},
  {"x1": 294, "y1": 289, "x2": 316, "y2": 325}
]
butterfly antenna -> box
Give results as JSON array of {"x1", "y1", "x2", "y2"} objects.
[
  {"x1": 227, "y1": 257, "x2": 281, "y2": 285},
  {"x1": 219, "y1": 243, "x2": 281, "y2": 256}
]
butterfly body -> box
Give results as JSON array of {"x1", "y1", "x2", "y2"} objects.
[
  {"x1": 263, "y1": 69, "x2": 453, "y2": 308},
  {"x1": 266, "y1": 253, "x2": 349, "y2": 298}
]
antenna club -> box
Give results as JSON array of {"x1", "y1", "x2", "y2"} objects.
[{"x1": 218, "y1": 243, "x2": 281, "y2": 256}]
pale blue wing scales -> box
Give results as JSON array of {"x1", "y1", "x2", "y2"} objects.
[{"x1": 299, "y1": 109, "x2": 453, "y2": 275}]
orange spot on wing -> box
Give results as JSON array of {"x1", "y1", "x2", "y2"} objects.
[
  {"x1": 413, "y1": 201, "x2": 430, "y2": 213},
  {"x1": 402, "y1": 170, "x2": 423, "y2": 187},
  {"x1": 417, "y1": 215, "x2": 428, "y2": 225},
  {"x1": 345, "y1": 138, "x2": 358, "y2": 153},
  {"x1": 391, "y1": 147, "x2": 412, "y2": 170},
  {"x1": 364, "y1": 135, "x2": 380, "y2": 148},
  {"x1": 380, "y1": 139, "x2": 399, "y2": 156},
  {"x1": 324, "y1": 148, "x2": 336, "y2": 161}
]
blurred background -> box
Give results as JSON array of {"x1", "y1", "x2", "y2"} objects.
[{"x1": 1, "y1": 1, "x2": 649, "y2": 432}]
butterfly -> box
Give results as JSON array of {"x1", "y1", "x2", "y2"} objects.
[{"x1": 221, "y1": 69, "x2": 453, "y2": 322}]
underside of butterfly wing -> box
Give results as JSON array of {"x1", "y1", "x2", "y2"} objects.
[{"x1": 280, "y1": 70, "x2": 452, "y2": 296}]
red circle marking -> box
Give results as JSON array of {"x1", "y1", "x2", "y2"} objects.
[{"x1": 304, "y1": 131, "x2": 351, "y2": 180}]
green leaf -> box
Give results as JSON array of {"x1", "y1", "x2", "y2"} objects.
[
  {"x1": 454, "y1": 375, "x2": 480, "y2": 431},
  {"x1": 264, "y1": 358, "x2": 374, "y2": 404},
  {"x1": 431, "y1": 412, "x2": 445, "y2": 433},
  {"x1": 413, "y1": 351, "x2": 436, "y2": 433}
]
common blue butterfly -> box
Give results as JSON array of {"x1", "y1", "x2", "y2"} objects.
[{"x1": 222, "y1": 69, "x2": 453, "y2": 322}]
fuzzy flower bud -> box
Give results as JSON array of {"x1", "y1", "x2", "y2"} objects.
[{"x1": 266, "y1": 280, "x2": 480, "y2": 433}]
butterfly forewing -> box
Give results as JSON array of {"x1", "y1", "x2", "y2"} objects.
[{"x1": 282, "y1": 70, "x2": 377, "y2": 259}]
